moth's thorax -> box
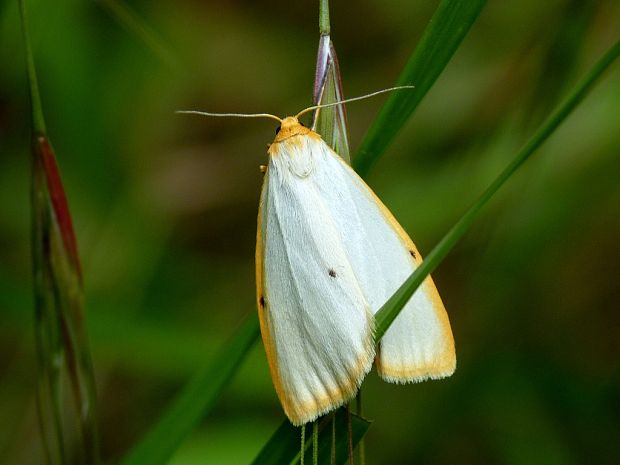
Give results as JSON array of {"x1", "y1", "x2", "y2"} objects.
[{"x1": 267, "y1": 117, "x2": 325, "y2": 178}]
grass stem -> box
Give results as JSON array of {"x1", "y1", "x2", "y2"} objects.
[
  {"x1": 331, "y1": 413, "x2": 336, "y2": 465},
  {"x1": 313, "y1": 421, "x2": 318, "y2": 465},
  {"x1": 355, "y1": 391, "x2": 365, "y2": 465},
  {"x1": 18, "y1": 0, "x2": 45, "y2": 133},
  {"x1": 300, "y1": 424, "x2": 305, "y2": 465},
  {"x1": 319, "y1": 0, "x2": 330, "y2": 35}
]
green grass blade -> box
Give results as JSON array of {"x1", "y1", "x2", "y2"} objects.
[
  {"x1": 251, "y1": 409, "x2": 371, "y2": 465},
  {"x1": 118, "y1": 315, "x2": 260, "y2": 465},
  {"x1": 374, "y1": 37, "x2": 620, "y2": 340},
  {"x1": 20, "y1": 0, "x2": 100, "y2": 463},
  {"x1": 354, "y1": 0, "x2": 487, "y2": 176}
]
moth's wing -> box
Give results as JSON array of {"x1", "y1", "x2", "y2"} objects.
[
  {"x1": 257, "y1": 163, "x2": 375, "y2": 426},
  {"x1": 312, "y1": 140, "x2": 456, "y2": 383}
]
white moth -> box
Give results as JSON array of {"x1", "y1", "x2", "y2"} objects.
[{"x1": 179, "y1": 88, "x2": 456, "y2": 426}]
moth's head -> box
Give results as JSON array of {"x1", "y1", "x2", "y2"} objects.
[{"x1": 272, "y1": 116, "x2": 311, "y2": 144}]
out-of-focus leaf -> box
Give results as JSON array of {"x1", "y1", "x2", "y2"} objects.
[
  {"x1": 354, "y1": 0, "x2": 487, "y2": 176},
  {"x1": 118, "y1": 315, "x2": 260, "y2": 465},
  {"x1": 251, "y1": 409, "x2": 371, "y2": 465},
  {"x1": 19, "y1": 0, "x2": 100, "y2": 463},
  {"x1": 32, "y1": 136, "x2": 100, "y2": 465}
]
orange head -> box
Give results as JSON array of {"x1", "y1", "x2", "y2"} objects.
[{"x1": 273, "y1": 117, "x2": 312, "y2": 143}]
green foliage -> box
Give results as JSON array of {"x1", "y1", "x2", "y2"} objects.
[
  {"x1": 19, "y1": 0, "x2": 100, "y2": 463},
  {"x1": 1, "y1": 0, "x2": 619, "y2": 464},
  {"x1": 251, "y1": 410, "x2": 370, "y2": 465}
]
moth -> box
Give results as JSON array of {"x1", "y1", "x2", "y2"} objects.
[{"x1": 180, "y1": 88, "x2": 456, "y2": 426}]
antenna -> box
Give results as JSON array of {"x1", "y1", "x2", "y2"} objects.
[
  {"x1": 176, "y1": 85, "x2": 415, "y2": 124},
  {"x1": 176, "y1": 110, "x2": 282, "y2": 123},
  {"x1": 294, "y1": 85, "x2": 414, "y2": 119}
]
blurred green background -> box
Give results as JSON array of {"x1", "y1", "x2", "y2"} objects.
[{"x1": 1, "y1": 0, "x2": 619, "y2": 463}]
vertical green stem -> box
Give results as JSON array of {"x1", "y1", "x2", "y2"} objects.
[
  {"x1": 347, "y1": 404, "x2": 354, "y2": 465},
  {"x1": 312, "y1": 421, "x2": 318, "y2": 465},
  {"x1": 319, "y1": 0, "x2": 330, "y2": 34},
  {"x1": 300, "y1": 424, "x2": 305, "y2": 465},
  {"x1": 355, "y1": 391, "x2": 365, "y2": 465},
  {"x1": 331, "y1": 413, "x2": 336, "y2": 465},
  {"x1": 18, "y1": 0, "x2": 46, "y2": 134}
]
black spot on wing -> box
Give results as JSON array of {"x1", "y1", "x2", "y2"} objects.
[{"x1": 328, "y1": 269, "x2": 336, "y2": 278}]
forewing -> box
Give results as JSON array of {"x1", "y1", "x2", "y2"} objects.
[
  {"x1": 258, "y1": 161, "x2": 374, "y2": 425},
  {"x1": 312, "y1": 140, "x2": 456, "y2": 383}
]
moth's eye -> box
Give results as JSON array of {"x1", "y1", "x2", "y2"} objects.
[{"x1": 275, "y1": 126, "x2": 281, "y2": 135}]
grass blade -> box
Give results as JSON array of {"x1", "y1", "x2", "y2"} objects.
[
  {"x1": 354, "y1": 0, "x2": 487, "y2": 176},
  {"x1": 374, "y1": 37, "x2": 620, "y2": 340},
  {"x1": 20, "y1": 0, "x2": 100, "y2": 463},
  {"x1": 251, "y1": 409, "x2": 371, "y2": 465},
  {"x1": 118, "y1": 315, "x2": 260, "y2": 465}
]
